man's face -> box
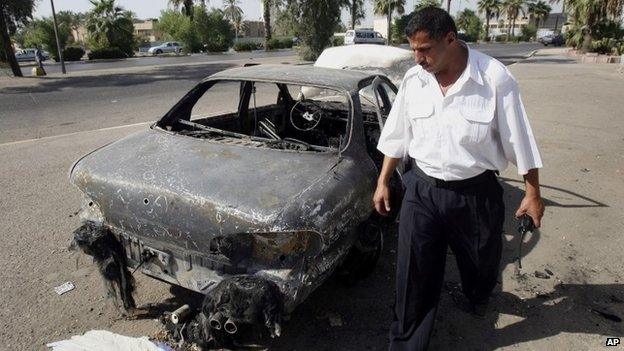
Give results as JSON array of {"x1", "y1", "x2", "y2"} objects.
[{"x1": 407, "y1": 31, "x2": 455, "y2": 74}]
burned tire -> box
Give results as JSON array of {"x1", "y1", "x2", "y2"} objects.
[{"x1": 338, "y1": 218, "x2": 384, "y2": 283}]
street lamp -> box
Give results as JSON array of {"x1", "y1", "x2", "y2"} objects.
[{"x1": 50, "y1": 0, "x2": 66, "y2": 74}]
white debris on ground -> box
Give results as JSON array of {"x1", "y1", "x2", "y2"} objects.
[
  {"x1": 314, "y1": 44, "x2": 415, "y2": 87},
  {"x1": 47, "y1": 330, "x2": 165, "y2": 351},
  {"x1": 54, "y1": 282, "x2": 75, "y2": 295}
]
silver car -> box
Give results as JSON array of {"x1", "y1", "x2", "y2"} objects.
[
  {"x1": 147, "y1": 41, "x2": 183, "y2": 55},
  {"x1": 15, "y1": 48, "x2": 50, "y2": 62}
]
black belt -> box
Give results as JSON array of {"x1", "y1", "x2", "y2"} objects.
[{"x1": 410, "y1": 159, "x2": 498, "y2": 189}]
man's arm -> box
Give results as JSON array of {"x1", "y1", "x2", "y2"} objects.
[
  {"x1": 515, "y1": 168, "x2": 545, "y2": 228},
  {"x1": 373, "y1": 156, "x2": 401, "y2": 216}
]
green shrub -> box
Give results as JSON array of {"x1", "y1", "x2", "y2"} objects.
[
  {"x1": 279, "y1": 38, "x2": 293, "y2": 48},
  {"x1": 332, "y1": 36, "x2": 344, "y2": 46},
  {"x1": 62, "y1": 46, "x2": 85, "y2": 61},
  {"x1": 591, "y1": 38, "x2": 622, "y2": 54},
  {"x1": 520, "y1": 24, "x2": 537, "y2": 42},
  {"x1": 267, "y1": 38, "x2": 281, "y2": 50},
  {"x1": 233, "y1": 42, "x2": 261, "y2": 51},
  {"x1": 457, "y1": 32, "x2": 477, "y2": 42},
  {"x1": 87, "y1": 47, "x2": 128, "y2": 60},
  {"x1": 495, "y1": 34, "x2": 508, "y2": 42}
]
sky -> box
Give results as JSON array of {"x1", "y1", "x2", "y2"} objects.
[{"x1": 34, "y1": 0, "x2": 562, "y2": 25}]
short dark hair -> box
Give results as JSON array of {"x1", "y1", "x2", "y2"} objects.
[{"x1": 405, "y1": 7, "x2": 457, "y2": 40}]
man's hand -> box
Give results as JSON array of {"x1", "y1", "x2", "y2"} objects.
[
  {"x1": 515, "y1": 195, "x2": 544, "y2": 228},
  {"x1": 373, "y1": 182, "x2": 392, "y2": 216}
]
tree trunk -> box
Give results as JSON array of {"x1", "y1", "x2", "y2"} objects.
[
  {"x1": 485, "y1": 11, "x2": 490, "y2": 41},
  {"x1": 350, "y1": 1, "x2": 356, "y2": 30},
  {"x1": 0, "y1": 9, "x2": 22, "y2": 77},
  {"x1": 386, "y1": 2, "x2": 392, "y2": 45},
  {"x1": 511, "y1": 16, "x2": 516, "y2": 37},
  {"x1": 446, "y1": 0, "x2": 451, "y2": 13},
  {"x1": 263, "y1": 0, "x2": 272, "y2": 51}
]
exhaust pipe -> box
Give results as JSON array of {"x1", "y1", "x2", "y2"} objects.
[
  {"x1": 224, "y1": 318, "x2": 238, "y2": 334},
  {"x1": 209, "y1": 312, "x2": 223, "y2": 330}
]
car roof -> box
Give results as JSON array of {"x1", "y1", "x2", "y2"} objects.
[{"x1": 207, "y1": 64, "x2": 376, "y2": 91}]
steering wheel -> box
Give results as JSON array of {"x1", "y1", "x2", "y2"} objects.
[{"x1": 290, "y1": 100, "x2": 323, "y2": 131}]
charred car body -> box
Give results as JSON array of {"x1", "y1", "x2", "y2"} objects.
[{"x1": 70, "y1": 64, "x2": 403, "y2": 343}]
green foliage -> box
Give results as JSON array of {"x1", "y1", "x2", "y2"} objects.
[
  {"x1": 591, "y1": 37, "x2": 623, "y2": 54},
  {"x1": 520, "y1": 24, "x2": 537, "y2": 41},
  {"x1": 393, "y1": 12, "x2": 414, "y2": 43},
  {"x1": 282, "y1": 0, "x2": 343, "y2": 61},
  {"x1": 22, "y1": 18, "x2": 70, "y2": 61},
  {"x1": 63, "y1": 46, "x2": 86, "y2": 61},
  {"x1": 197, "y1": 9, "x2": 234, "y2": 52},
  {"x1": 85, "y1": 0, "x2": 135, "y2": 56},
  {"x1": 456, "y1": 9, "x2": 483, "y2": 42},
  {"x1": 332, "y1": 36, "x2": 345, "y2": 46},
  {"x1": 414, "y1": 0, "x2": 441, "y2": 11},
  {"x1": 158, "y1": 7, "x2": 233, "y2": 53},
  {"x1": 87, "y1": 47, "x2": 127, "y2": 59},
  {"x1": 495, "y1": 33, "x2": 508, "y2": 42},
  {"x1": 233, "y1": 42, "x2": 261, "y2": 51}
]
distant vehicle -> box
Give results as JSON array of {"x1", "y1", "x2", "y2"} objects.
[
  {"x1": 344, "y1": 29, "x2": 386, "y2": 45},
  {"x1": 314, "y1": 44, "x2": 414, "y2": 88},
  {"x1": 148, "y1": 42, "x2": 183, "y2": 55},
  {"x1": 15, "y1": 48, "x2": 50, "y2": 62},
  {"x1": 538, "y1": 34, "x2": 565, "y2": 46}
]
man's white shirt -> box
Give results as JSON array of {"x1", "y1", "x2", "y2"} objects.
[{"x1": 377, "y1": 47, "x2": 543, "y2": 181}]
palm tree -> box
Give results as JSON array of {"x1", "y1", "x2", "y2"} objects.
[
  {"x1": 373, "y1": 0, "x2": 406, "y2": 45},
  {"x1": 566, "y1": 0, "x2": 623, "y2": 50},
  {"x1": 85, "y1": 0, "x2": 132, "y2": 46},
  {"x1": 415, "y1": 0, "x2": 442, "y2": 11},
  {"x1": 169, "y1": 0, "x2": 202, "y2": 19},
  {"x1": 262, "y1": 0, "x2": 272, "y2": 50},
  {"x1": 501, "y1": 0, "x2": 526, "y2": 37},
  {"x1": 223, "y1": 0, "x2": 243, "y2": 42},
  {"x1": 527, "y1": 0, "x2": 551, "y2": 26},
  {"x1": 478, "y1": 0, "x2": 501, "y2": 41},
  {"x1": 344, "y1": 0, "x2": 366, "y2": 30}
]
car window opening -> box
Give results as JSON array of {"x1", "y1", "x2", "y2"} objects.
[{"x1": 161, "y1": 80, "x2": 351, "y2": 153}]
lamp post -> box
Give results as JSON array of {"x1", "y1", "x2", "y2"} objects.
[{"x1": 50, "y1": 0, "x2": 66, "y2": 74}]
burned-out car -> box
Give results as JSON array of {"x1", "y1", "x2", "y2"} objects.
[{"x1": 69, "y1": 64, "x2": 403, "y2": 343}]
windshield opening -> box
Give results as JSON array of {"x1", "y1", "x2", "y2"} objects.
[{"x1": 159, "y1": 80, "x2": 351, "y2": 153}]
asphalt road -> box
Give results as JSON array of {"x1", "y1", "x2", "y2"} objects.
[
  {"x1": 21, "y1": 49, "x2": 297, "y2": 76},
  {"x1": 1, "y1": 43, "x2": 540, "y2": 145}
]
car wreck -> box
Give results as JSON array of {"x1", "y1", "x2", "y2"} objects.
[{"x1": 69, "y1": 64, "x2": 404, "y2": 345}]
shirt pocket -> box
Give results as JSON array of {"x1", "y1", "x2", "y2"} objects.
[
  {"x1": 407, "y1": 101, "x2": 435, "y2": 139},
  {"x1": 457, "y1": 97, "x2": 496, "y2": 144}
]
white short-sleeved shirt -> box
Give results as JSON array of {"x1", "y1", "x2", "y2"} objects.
[{"x1": 377, "y1": 47, "x2": 543, "y2": 181}]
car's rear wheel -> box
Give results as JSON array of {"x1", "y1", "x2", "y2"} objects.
[{"x1": 337, "y1": 216, "x2": 384, "y2": 283}]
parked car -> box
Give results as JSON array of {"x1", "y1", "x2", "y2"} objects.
[
  {"x1": 70, "y1": 64, "x2": 403, "y2": 345},
  {"x1": 538, "y1": 34, "x2": 565, "y2": 46},
  {"x1": 147, "y1": 41, "x2": 183, "y2": 55},
  {"x1": 344, "y1": 29, "x2": 386, "y2": 45},
  {"x1": 313, "y1": 44, "x2": 414, "y2": 88},
  {"x1": 15, "y1": 48, "x2": 50, "y2": 62}
]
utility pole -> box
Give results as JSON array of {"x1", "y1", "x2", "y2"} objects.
[{"x1": 50, "y1": 0, "x2": 66, "y2": 74}]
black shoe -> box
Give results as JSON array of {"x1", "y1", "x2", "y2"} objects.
[{"x1": 470, "y1": 301, "x2": 489, "y2": 319}]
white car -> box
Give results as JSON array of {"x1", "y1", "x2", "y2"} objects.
[
  {"x1": 314, "y1": 44, "x2": 414, "y2": 88},
  {"x1": 15, "y1": 48, "x2": 50, "y2": 62},
  {"x1": 148, "y1": 42, "x2": 183, "y2": 55},
  {"x1": 344, "y1": 29, "x2": 386, "y2": 45}
]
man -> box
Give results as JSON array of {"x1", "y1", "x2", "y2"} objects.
[
  {"x1": 373, "y1": 7, "x2": 544, "y2": 351},
  {"x1": 35, "y1": 46, "x2": 47, "y2": 75}
]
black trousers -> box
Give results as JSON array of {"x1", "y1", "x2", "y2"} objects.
[{"x1": 389, "y1": 169, "x2": 505, "y2": 351}]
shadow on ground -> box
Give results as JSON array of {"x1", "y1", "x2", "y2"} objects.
[
  {"x1": 0, "y1": 63, "x2": 239, "y2": 94},
  {"x1": 157, "y1": 179, "x2": 619, "y2": 350}
]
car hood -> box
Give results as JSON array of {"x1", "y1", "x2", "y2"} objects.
[{"x1": 70, "y1": 128, "x2": 342, "y2": 251}]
